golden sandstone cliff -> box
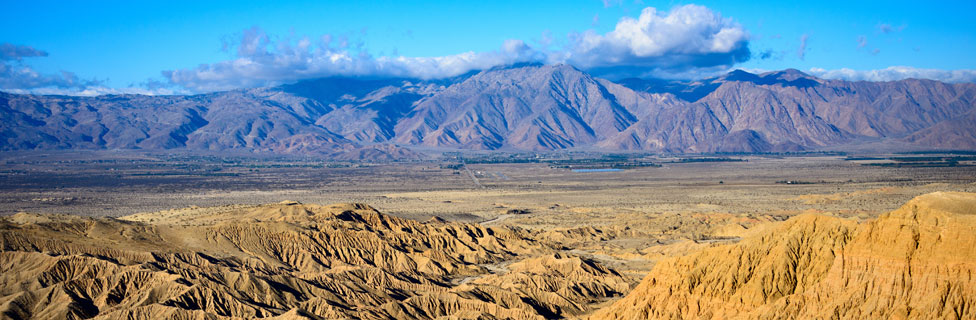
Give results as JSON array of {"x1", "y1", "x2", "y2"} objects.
[
  {"x1": 0, "y1": 192, "x2": 974, "y2": 319},
  {"x1": 592, "y1": 191, "x2": 976, "y2": 320}
]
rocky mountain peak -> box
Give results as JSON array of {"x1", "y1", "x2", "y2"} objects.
[
  {"x1": 765, "y1": 68, "x2": 813, "y2": 80},
  {"x1": 718, "y1": 69, "x2": 762, "y2": 82}
]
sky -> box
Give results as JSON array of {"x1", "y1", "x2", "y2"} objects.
[{"x1": 1, "y1": 0, "x2": 975, "y2": 95}]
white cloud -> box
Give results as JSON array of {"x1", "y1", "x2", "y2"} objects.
[
  {"x1": 163, "y1": 28, "x2": 545, "y2": 92},
  {"x1": 564, "y1": 5, "x2": 750, "y2": 78},
  {"x1": 164, "y1": 5, "x2": 751, "y2": 92},
  {"x1": 808, "y1": 66, "x2": 976, "y2": 83},
  {"x1": 0, "y1": 43, "x2": 48, "y2": 61},
  {"x1": 3, "y1": 86, "x2": 183, "y2": 97},
  {"x1": 0, "y1": 45, "x2": 102, "y2": 91},
  {"x1": 0, "y1": 42, "x2": 182, "y2": 96},
  {"x1": 7, "y1": 7, "x2": 973, "y2": 97}
]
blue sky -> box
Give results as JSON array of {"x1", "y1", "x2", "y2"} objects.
[{"x1": 1, "y1": 0, "x2": 974, "y2": 94}]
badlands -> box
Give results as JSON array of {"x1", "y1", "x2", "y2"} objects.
[
  {"x1": 1, "y1": 191, "x2": 975, "y2": 318},
  {"x1": 1, "y1": 153, "x2": 975, "y2": 319}
]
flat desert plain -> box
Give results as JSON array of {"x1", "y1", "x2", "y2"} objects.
[
  {"x1": 3, "y1": 152, "x2": 973, "y2": 220},
  {"x1": 3, "y1": 152, "x2": 974, "y2": 275}
]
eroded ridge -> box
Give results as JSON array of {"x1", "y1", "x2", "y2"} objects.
[
  {"x1": 592, "y1": 192, "x2": 976, "y2": 320},
  {"x1": 0, "y1": 202, "x2": 631, "y2": 319}
]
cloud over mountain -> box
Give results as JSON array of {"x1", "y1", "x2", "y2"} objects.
[
  {"x1": 164, "y1": 5, "x2": 751, "y2": 92},
  {"x1": 163, "y1": 26, "x2": 543, "y2": 92},
  {"x1": 4, "y1": 4, "x2": 973, "y2": 96},
  {"x1": 809, "y1": 66, "x2": 976, "y2": 83},
  {"x1": 0, "y1": 43, "x2": 48, "y2": 61},
  {"x1": 565, "y1": 5, "x2": 750, "y2": 79},
  {"x1": 0, "y1": 43, "x2": 101, "y2": 91}
]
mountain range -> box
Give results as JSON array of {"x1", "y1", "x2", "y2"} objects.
[{"x1": 3, "y1": 63, "x2": 975, "y2": 157}]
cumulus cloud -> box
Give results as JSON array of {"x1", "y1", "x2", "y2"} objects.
[
  {"x1": 808, "y1": 66, "x2": 976, "y2": 83},
  {"x1": 564, "y1": 5, "x2": 750, "y2": 78},
  {"x1": 163, "y1": 28, "x2": 546, "y2": 92},
  {"x1": 0, "y1": 43, "x2": 181, "y2": 96},
  {"x1": 0, "y1": 42, "x2": 103, "y2": 92},
  {"x1": 0, "y1": 43, "x2": 49, "y2": 61},
  {"x1": 3, "y1": 85, "x2": 183, "y2": 97},
  {"x1": 0, "y1": 65, "x2": 99, "y2": 90},
  {"x1": 165, "y1": 5, "x2": 751, "y2": 92},
  {"x1": 857, "y1": 35, "x2": 867, "y2": 48}
]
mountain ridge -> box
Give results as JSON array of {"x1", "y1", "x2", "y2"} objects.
[{"x1": 3, "y1": 65, "x2": 975, "y2": 156}]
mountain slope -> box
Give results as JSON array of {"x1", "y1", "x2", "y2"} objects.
[
  {"x1": 293, "y1": 78, "x2": 443, "y2": 143},
  {"x1": 0, "y1": 82, "x2": 424, "y2": 159},
  {"x1": 393, "y1": 64, "x2": 655, "y2": 150},
  {"x1": 903, "y1": 109, "x2": 976, "y2": 149},
  {"x1": 2, "y1": 66, "x2": 975, "y2": 154},
  {"x1": 603, "y1": 69, "x2": 976, "y2": 152},
  {"x1": 591, "y1": 192, "x2": 976, "y2": 319}
]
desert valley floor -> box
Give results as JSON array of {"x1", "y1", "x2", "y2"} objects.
[{"x1": 4, "y1": 151, "x2": 974, "y2": 221}]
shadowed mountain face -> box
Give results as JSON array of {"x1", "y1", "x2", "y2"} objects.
[{"x1": 2, "y1": 65, "x2": 975, "y2": 155}]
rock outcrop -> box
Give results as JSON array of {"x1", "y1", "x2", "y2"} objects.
[
  {"x1": 2, "y1": 192, "x2": 974, "y2": 319},
  {"x1": 591, "y1": 192, "x2": 976, "y2": 319},
  {"x1": 0, "y1": 202, "x2": 631, "y2": 319}
]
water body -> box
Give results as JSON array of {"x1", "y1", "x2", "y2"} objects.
[{"x1": 571, "y1": 168, "x2": 623, "y2": 173}]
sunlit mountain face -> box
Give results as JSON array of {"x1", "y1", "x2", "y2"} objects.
[{"x1": 3, "y1": 65, "x2": 975, "y2": 156}]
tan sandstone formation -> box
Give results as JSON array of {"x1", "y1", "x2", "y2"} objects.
[
  {"x1": 591, "y1": 191, "x2": 976, "y2": 319},
  {"x1": 0, "y1": 202, "x2": 631, "y2": 319},
  {"x1": 3, "y1": 192, "x2": 974, "y2": 319}
]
